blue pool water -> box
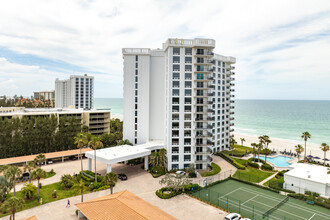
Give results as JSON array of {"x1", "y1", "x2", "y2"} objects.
[{"x1": 257, "y1": 156, "x2": 292, "y2": 167}]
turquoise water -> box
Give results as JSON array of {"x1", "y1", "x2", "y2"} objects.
[
  {"x1": 94, "y1": 98, "x2": 330, "y2": 145},
  {"x1": 257, "y1": 156, "x2": 292, "y2": 167}
]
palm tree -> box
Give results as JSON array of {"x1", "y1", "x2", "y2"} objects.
[
  {"x1": 23, "y1": 162, "x2": 37, "y2": 183},
  {"x1": 74, "y1": 133, "x2": 88, "y2": 173},
  {"x1": 88, "y1": 135, "x2": 104, "y2": 182},
  {"x1": 1, "y1": 196, "x2": 24, "y2": 220},
  {"x1": 34, "y1": 154, "x2": 46, "y2": 167},
  {"x1": 295, "y1": 144, "x2": 304, "y2": 161},
  {"x1": 263, "y1": 148, "x2": 272, "y2": 163},
  {"x1": 320, "y1": 143, "x2": 329, "y2": 166},
  {"x1": 149, "y1": 148, "x2": 167, "y2": 170},
  {"x1": 0, "y1": 176, "x2": 12, "y2": 203},
  {"x1": 251, "y1": 143, "x2": 257, "y2": 157},
  {"x1": 72, "y1": 179, "x2": 85, "y2": 202},
  {"x1": 103, "y1": 172, "x2": 118, "y2": 194},
  {"x1": 230, "y1": 137, "x2": 237, "y2": 150},
  {"x1": 30, "y1": 168, "x2": 46, "y2": 201},
  {"x1": 240, "y1": 138, "x2": 245, "y2": 147},
  {"x1": 2, "y1": 165, "x2": 22, "y2": 196},
  {"x1": 301, "y1": 131, "x2": 311, "y2": 161},
  {"x1": 257, "y1": 143, "x2": 263, "y2": 162}
]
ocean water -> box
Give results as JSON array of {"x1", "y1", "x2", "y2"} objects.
[{"x1": 94, "y1": 98, "x2": 330, "y2": 145}]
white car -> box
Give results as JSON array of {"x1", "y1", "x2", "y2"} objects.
[
  {"x1": 175, "y1": 171, "x2": 186, "y2": 176},
  {"x1": 224, "y1": 213, "x2": 241, "y2": 220},
  {"x1": 241, "y1": 218, "x2": 251, "y2": 220}
]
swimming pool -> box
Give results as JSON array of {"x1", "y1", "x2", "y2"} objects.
[{"x1": 256, "y1": 156, "x2": 292, "y2": 167}]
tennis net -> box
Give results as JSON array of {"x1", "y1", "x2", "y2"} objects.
[{"x1": 262, "y1": 196, "x2": 289, "y2": 218}]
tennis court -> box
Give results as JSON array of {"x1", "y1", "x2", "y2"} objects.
[{"x1": 192, "y1": 179, "x2": 330, "y2": 220}]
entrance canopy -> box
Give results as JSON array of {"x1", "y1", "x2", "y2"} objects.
[{"x1": 85, "y1": 141, "x2": 164, "y2": 172}]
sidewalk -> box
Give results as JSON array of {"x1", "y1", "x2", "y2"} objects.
[{"x1": 258, "y1": 171, "x2": 278, "y2": 185}]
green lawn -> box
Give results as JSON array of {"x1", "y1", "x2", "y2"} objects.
[
  {"x1": 223, "y1": 144, "x2": 253, "y2": 157},
  {"x1": 200, "y1": 163, "x2": 221, "y2": 177},
  {"x1": 233, "y1": 166, "x2": 274, "y2": 183},
  {"x1": 0, "y1": 181, "x2": 92, "y2": 217}
]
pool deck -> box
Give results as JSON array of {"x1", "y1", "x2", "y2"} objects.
[{"x1": 242, "y1": 153, "x2": 298, "y2": 170}]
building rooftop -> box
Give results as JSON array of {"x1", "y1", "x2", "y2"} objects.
[
  {"x1": 0, "y1": 107, "x2": 110, "y2": 116},
  {"x1": 75, "y1": 190, "x2": 176, "y2": 220},
  {"x1": 286, "y1": 163, "x2": 330, "y2": 184}
]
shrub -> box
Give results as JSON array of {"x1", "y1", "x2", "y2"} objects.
[
  {"x1": 188, "y1": 172, "x2": 197, "y2": 178},
  {"x1": 156, "y1": 184, "x2": 200, "y2": 199},
  {"x1": 150, "y1": 165, "x2": 166, "y2": 178},
  {"x1": 215, "y1": 152, "x2": 245, "y2": 170},
  {"x1": 75, "y1": 209, "x2": 78, "y2": 216},
  {"x1": 249, "y1": 158, "x2": 266, "y2": 164},
  {"x1": 200, "y1": 163, "x2": 221, "y2": 177},
  {"x1": 21, "y1": 183, "x2": 37, "y2": 200},
  {"x1": 247, "y1": 161, "x2": 259, "y2": 169},
  {"x1": 288, "y1": 193, "x2": 330, "y2": 209},
  {"x1": 261, "y1": 163, "x2": 273, "y2": 171},
  {"x1": 312, "y1": 192, "x2": 320, "y2": 197},
  {"x1": 49, "y1": 169, "x2": 55, "y2": 175},
  {"x1": 60, "y1": 174, "x2": 75, "y2": 189},
  {"x1": 89, "y1": 182, "x2": 104, "y2": 190},
  {"x1": 93, "y1": 185, "x2": 110, "y2": 192},
  {"x1": 305, "y1": 191, "x2": 312, "y2": 195}
]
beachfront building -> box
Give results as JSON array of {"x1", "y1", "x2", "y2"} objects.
[
  {"x1": 33, "y1": 90, "x2": 55, "y2": 101},
  {"x1": 55, "y1": 74, "x2": 94, "y2": 109},
  {"x1": 123, "y1": 38, "x2": 236, "y2": 170},
  {"x1": 284, "y1": 163, "x2": 330, "y2": 198},
  {"x1": 0, "y1": 107, "x2": 110, "y2": 135}
]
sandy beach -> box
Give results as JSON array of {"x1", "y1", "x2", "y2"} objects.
[{"x1": 234, "y1": 132, "x2": 328, "y2": 159}]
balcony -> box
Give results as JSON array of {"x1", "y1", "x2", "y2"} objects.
[
  {"x1": 172, "y1": 142, "x2": 179, "y2": 146},
  {"x1": 184, "y1": 117, "x2": 191, "y2": 121},
  {"x1": 207, "y1": 93, "x2": 213, "y2": 96},
  {"x1": 184, "y1": 142, "x2": 191, "y2": 146}
]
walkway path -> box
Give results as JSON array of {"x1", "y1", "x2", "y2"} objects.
[
  {"x1": 258, "y1": 171, "x2": 278, "y2": 185},
  {"x1": 212, "y1": 154, "x2": 237, "y2": 175}
]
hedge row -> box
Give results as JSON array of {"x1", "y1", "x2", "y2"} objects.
[
  {"x1": 261, "y1": 163, "x2": 273, "y2": 171},
  {"x1": 247, "y1": 161, "x2": 259, "y2": 169},
  {"x1": 156, "y1": 184, "x2": 201, "y2": 199},
  {"x1": 230, "y1": 177, "x2": 280, "y2": 193},
  {"x1": 215, "y1": 152, "x2": 245, "y2": 170},
  {"x1": 288, "y1": 193, "x2": 330, "y2": 209}
]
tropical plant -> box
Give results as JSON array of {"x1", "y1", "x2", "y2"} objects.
[
  {"x1": 30, "y1": 168, "x2": 46, "y2": 201},
  {"x1": 240, "y1": 138, "x2": 246, "y2": 147},
  {"x1": 74, "y1": 132, "x2": 89, "y2": 173},
  {"x1": 149, "y1": 148, "x2": 167, "y2": 170},
  {"x1": 301, "y1": 131, "x2": 311, "y2": 161},
  {"x1": 0, "y1": 175, "x2": 12, "y2": 202},
  {"x1": 230, "y1": 137, "x2": 237, "y2": 149},
  {"x1": 159, "y1": 173, "x2": 192, "y2": 193},
  {"x1": 88, "y1": 135, "x2": 104, "y2": 182},
  {"x1": 117, "y1": 139, "x2": 133, "y2": 146},
  {"x1": 0, "y1": 196, "x2": 24, "y2": 220},
  {"x1": 34, "y1": 154, "x2": 46, "y2": 167},
  {"x1": 103, "y1": 172, "x2": 118, "y2": 194},
  {"x1": 60, "y1": 174, "x2": 75, "y2": 189},
  {"x1": 23, "y1": 161, "x2": 37, "y2": 183},
  {"x1": 257, "y1": 143, "x2": 263, "y2": 162},
  {"x1": 2, "y1": 165, "x2": 22, "y2": 196},
  {"x1": 72, "y1": 179, "x2": 85, "y2": 202},
  {"x1": 21, "y1": 183, "x2": 37, "y2": 200},
  {"x1": 251, "y1": 143, "x2": 257, "y2": 157},
  {"x1": 320, "y1": 143, "x2": 329, "y2": 166},
  {"x1": 263, "y1": 148, "x2": 272, "y2": 163},
  {"x1": 295, "y1": 144, "x2": 304, "y2": 161}
]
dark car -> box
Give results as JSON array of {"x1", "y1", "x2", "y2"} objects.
[{"x1": 118, "y1": 173, "x2": 127, "y2": 181}]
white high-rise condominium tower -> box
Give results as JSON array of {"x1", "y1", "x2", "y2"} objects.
[
  {"x1": 123, "y1": 38, "x2": 235, "y2": 170},
  {"x1": 55, "y1": 74, "x2": 94, "y2": 109}
]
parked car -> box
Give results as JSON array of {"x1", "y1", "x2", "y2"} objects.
[
  {"x1": 241, "y1": 218, "x2": 251, "y2": 220},
  {"x1": 118, "y1": 173, "x2": 127, "y2": 181},
  {"x1": 175, "y1": 171, "x2": 186, "y2": 176},
  {"x1": 224, "y1": 213, "x2": 241, "y2": 220}
]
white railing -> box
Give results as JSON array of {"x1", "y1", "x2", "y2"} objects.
[{"x1": 122, "y1": 48, "x2": 150, "y2": 54}]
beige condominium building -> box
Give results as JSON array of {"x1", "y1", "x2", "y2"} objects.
[
  {"x1": 33, "y1": 90, "x2": 55, "y2": 101},
  {"x1": 0, "y1": 107, "x2": 110, "y2": 135}
]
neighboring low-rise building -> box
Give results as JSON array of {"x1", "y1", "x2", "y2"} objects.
[
  {"x1": 33, "y1": 90, "x2": 55, "y2": 101},
  {"x1": 0, "y1": 107, "x2": 110, "y2": 135},
  {"x1": 75, "y1": 190, "x2": 176, "y2": 220},
  {"x1": 284, "y1": 163, "x2": 330, "y2": 198}
]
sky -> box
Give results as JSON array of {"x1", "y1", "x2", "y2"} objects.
[{"x1": 0, "y1": 0, "x2": 330, "y2": 100}]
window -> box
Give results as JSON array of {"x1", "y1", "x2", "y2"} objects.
[
  {"x1": 184, "y1": 89, "x2": 191, "y2": 96},
  {"x1": 172, "y1": 89, "x2": 179, "y2": 96},
  {"x1": 173, "y1": 56, "x2": 180, "y2": 63},
  {"x1": 185, "y1": 73, "x2": 192, "y2": 79},
  {"x1": 135, "y1": 139, "x2": 137, "y2": 144},
  {"x1": 197, "y1": 65, "x2": 204, "y2": 71},
  {"x1": 185, "y1": 57, "x2": 192, "y2": 63},
  {"x1": 135, "y1": 104, "x2": 138, "y2": 109},
  {"x1": 173, "y1": 64, "x2": 180, "y2": 71},
  {"x1": 135, "y1": 76, "x2": 138, "y2": 82},
  {"x1": 135, "y1": 55, "x2": 138, "y2": 61},
  {"x1": 197, "y1": 73, "x2": 204, "y2": 79},
  {"x1": 135, "y1": 111, "x2": 137, "y2": 116},
  {"x1": 173, "y1": 48, "x2": 180, "y2": 55},
  {"x1": 185, "y1": 65, "x2": 192, "y2": 71},
  {"x1": 135, "y1": 97, "x2": 138, "y2": 102},
  {"x1": 173, "y1": 72, "x2": 180, "y2": 79},
  {"x1": 135, "y1": 69, "x2": 138, "y2": 75},
  {"x1": 197, "y1": 49, "x2": 204, "y2": 55},
  {"x1": 197, "y1": 57, "x2": 204, "y2": 63},
  {"x1": 172, "y1": 81, "x2": 180, "y2": 88},
  {"x1": 135, "y1": 90, "x2": 138, "y2": 96},
  {"x1": 185, "y1": 81, "x2": 191, "y2": 88},
  {"x1": 135, "y1": 83, "x2": 138, "y2": 89},
  {"x1": 135, "y1": 124, "x2": 137, "y2": 130},
  {"x1": 185, "y1": 48, "x2": 192, "y2": 55},
  {"x1": 135, "y1": 63, "x2": 138, "y2": 68},
  {"x1": 135, "y1": 118, "x2": 137, "y2": 123}
]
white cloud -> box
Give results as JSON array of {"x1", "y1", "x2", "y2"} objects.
[{"x1": 0, "y1": 0, "x2": 329, "y2": 99}]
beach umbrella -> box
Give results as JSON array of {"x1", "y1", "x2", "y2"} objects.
[
  {"x1": 307, "y1": 155, "x2": 314, "y2": 158},
  {"x1": 314, "y1": 156, "x2": 321, "y2": 160},
  {"x1": 324, "y1": 158, "x2": 329, "y2": 161}
]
